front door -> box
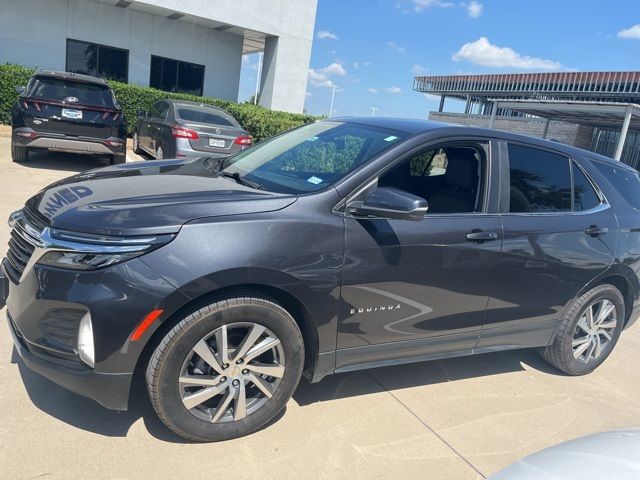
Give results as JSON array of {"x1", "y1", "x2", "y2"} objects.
[{"x1": 337, "y1": 141, "x2": 503, "y2": 368}]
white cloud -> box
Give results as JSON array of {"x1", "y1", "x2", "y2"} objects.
[
  {"x1": 384, "y1": 86, "x2": 403, "y2": 94},
  {"x1": 412, "y1": 64, "x2": 429, "y2": 76},
  {"x1": 317, "y1": 30, "x2": 339, "y2": 40},
  {"x1": 387, "y1": 41, "x2": 407, "y2": 54},
  {"x1": 308, "y1": 62, "x2": 347, "y2": 88},
  {"x1": 452, "y1": 37, "x2": 562, "y2": 70},
  {"x1": 465, "y1": 1, "x2": 483, "y2": 18},
  {"x1": 367, "y1": 88, "x2": 379, "y2": 94},
  {"x1": 305, "y1": 91, "x2": 313, "y2": 97},
  {"x1": 407, "y1": 0, "x2": 454, "y2": 12},
  {"x1": 618, "y1": 24, "x2": 640, "y2": 39}
]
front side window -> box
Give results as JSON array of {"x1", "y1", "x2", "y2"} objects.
[
  {"x1": 66, "y1": 39, "x2": 128, "y2": 82},
  {"x1": 150, "y1": 56, "x2": 205, "y2": 96},
  {"x1": 379, "y1": 144, "x2": 484, "y2": 214},
  {"x1": 507, "y1": 144, "x2": 572, "y2": 213},
  {"x1": 223, "y1": 122, "x2": 405, "y2": 194}
]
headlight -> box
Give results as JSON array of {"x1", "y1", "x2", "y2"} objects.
[
  {"x1": 77, "y1": 312, "x2": 95, "y2": 368},
  {"x1": 36, "y1": 228, "x2": 175, "y2": 271}
]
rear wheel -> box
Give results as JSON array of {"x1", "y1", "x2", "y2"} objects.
[
  {"x1": 543, "y1": 284, "x2": 624, "y2": 375},
  {"x1": 110, "y1": 153, "x2": 126, "y2": 165},
  {"x1": 132, "y1": 132, "x2": 142, "y2": 154},
  {"x1": 146, "y1": 296, "x2": 304, "y2": 442},
  {"x1": 11, "y1": 142, "x2": 28, "y2": 163}
]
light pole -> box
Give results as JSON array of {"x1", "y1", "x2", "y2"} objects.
[
  {"x1": 329, "y1": 84, "x2": 339, "y2": 117},
  {"x1": 370, "y1": 107, "x2": 378, "y2": 117},
  {"x1": 254, "y1": 52, "x2": 263, "y2": 105}
]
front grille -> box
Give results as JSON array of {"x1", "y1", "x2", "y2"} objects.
[
  {"x1": 23, "y1": 204, "x2": 50, "y2": 231},
  {"x1": 5, "y1": 210, "x2": 44, "y2": 284}
]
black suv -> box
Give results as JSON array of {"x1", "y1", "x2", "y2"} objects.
[
  {"x1": 11, "y1": 70, "x2": 127, "y2": 165},
  {"x1": 3, "y1": 118, "x2": 640, "y2": 442}
]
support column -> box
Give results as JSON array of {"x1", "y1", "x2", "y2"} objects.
[
  {"x1": 438, "y1": 95, "x2": 445, "y2": 112},
  {"x1": 542, "y1": 118, "x2": 551, "y2": 139},
  {"x1": 489, "y1": 100, "x2": 498, "y2": 128},
  {"x1": 464, "y1": 95, "x2": 471, "y2": 114},
  {"x1": 615, "y1": 106, "x2": 633, "y2": 161}
]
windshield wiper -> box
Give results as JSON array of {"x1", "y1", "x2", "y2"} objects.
[
  {"x1": 219, "y1": 171, "x2": 263, "y2": 190},
  {"x1": 204, "y1": 156, "x2": 227, "y2": 173}
]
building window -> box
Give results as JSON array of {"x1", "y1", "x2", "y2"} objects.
[
  {"x1": 66, "y1": 39, "x2": 128, "y2": 82},
  {"x1": 150, "y1": 56, "x2": 205, "y2": 96}
]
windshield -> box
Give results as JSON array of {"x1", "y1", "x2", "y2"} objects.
[
  {"x1": 222, "y1": 121, "x2": 405, "y2": 193},
  {"x1": 26, "y1": 77, "x2": 116, "y2": 108}
]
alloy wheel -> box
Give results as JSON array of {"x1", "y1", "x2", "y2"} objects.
[
  {"x1": 572, "y1": 299, "x2": 617, "y2": 364},
  {"x1": 133, "y1": 133, "x2": 139, "y2": 150},
  {"x1": 156, "y1": 146, "x2": 163, "y2": 159},
  {"x1": 179, "y1": 322, "x2": 286, "y2": 423}
]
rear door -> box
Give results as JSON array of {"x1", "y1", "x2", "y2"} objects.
[
  {"x1": 23, "y1": 76, "x2": 119, "y2": 139},
  {"x1": 148, "y1": 101, "x2": 170, "y2": 153},
  {"x1": 480, "y1": 142, "x2": 616, "y2": 347}
]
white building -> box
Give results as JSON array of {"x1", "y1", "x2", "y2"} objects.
[{"x1": 0, "y1": 0, "x2": 318, "y2": 113}]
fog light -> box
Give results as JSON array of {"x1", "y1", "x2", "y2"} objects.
[{"x1": 77, "y1": 312, "x2": 95, "y2": 368}]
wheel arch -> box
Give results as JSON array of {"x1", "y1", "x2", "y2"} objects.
[{"x1": 577, "y1": 265, "x2": 638, "y2": 326}]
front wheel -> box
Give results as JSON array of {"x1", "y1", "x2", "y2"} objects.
[
  {"x1": 543, "y1": 284, "x2": 624, "y2": 375},
  {"x1": 155, "y1": 145, "x2": 163, "y2": 160},
  {"x1": 132, "y1": 132, "x2": 143, "y2": 154},
  {"x1": 146, "y1": 296, "x2": 304, "y2": 442},
  {"x1": 11, "y1": 142, "x2": 28, "y2": 162}
]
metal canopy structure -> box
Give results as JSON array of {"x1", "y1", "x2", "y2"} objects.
[{"x1": 488, "y1": 99, "x2": 640, "y2": 160}]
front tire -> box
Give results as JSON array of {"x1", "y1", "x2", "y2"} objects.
[
  {"x1": 146, "y1": 296, "x2": 304, "y2": 442},
  {"x1": 11, "y1": 142, "x2": 28, "y2": 162},
  {"x1": 543, "y1": 284, "x2": 624, "y2": 375}
]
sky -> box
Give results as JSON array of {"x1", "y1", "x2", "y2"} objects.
[{"x1": 238, "y1": 0, "x2": 640, "y2": 118}]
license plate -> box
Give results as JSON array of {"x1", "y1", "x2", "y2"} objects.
[
  {"x1": 209, "y1": 138, "x2": 225, "y2": 148},
  {"x1": 62, "y1": 108, "x2": 83, "y2": 120}
]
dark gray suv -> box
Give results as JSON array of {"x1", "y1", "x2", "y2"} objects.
[{"x1": 3, "y1": 118, "x2": 640, "y2": 442}]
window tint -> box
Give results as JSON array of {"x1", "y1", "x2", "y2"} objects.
[
  {"x1": 150, "y1": 56, "x2": 205, "y2": 96},
  {"x1": 572, "y1": 163, "x2": 600, "y2": 211},
  {"x1": 66, "y1": 39, "x2": 128, "y2": 82},
  {"x1": 508, "y1": 144, "x2": 571, "y2": 213},
  {"x1": 27, "y1": 77, "x2": 116, "y2": 108},
  {"x1": 379, "y1": 145, "x2": 483, "y2": 214},
  {"x1": 176, "y1": 107, "x2": 237, "y2": 127},
  {"x1": 593, "y1": 162, "x2": 640, "y2": 210},
  {"x1": 150, "y1": 102, "x2": 169, "y2": 120}
]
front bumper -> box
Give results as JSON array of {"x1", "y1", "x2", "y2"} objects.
[
  {"x1": 13, "y1": 128, "x2": 124, "y2": 155},
  {"x1": 2, "y1": 257, "x2": 184, "y2": 410}
]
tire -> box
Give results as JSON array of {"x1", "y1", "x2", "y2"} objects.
[
  {"x1": 110, "y1": 153, "x2": 126, "y2": 165},
  {"x1": 155, "y1": 145, "x2": 163, "y2": 160},
  {"x1": 11, "y1": 142, "x2": 28, "y2": 163},
  {"x1": 146, "y1": 296, "x2": 304, "y2": 442},
  {"x1": 543, "y1": 284, "x2": 624, "y2": 375},
  {"x1": 132, "y1": 132, "x2": 142, "y2": 154}
]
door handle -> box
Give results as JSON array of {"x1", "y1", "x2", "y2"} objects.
[
  {"x1": 466, "y1": 231, "x2": 498, "y2": 242},
  {"x1": 585, "y1": 225, "x2": 608, "y2": 237}
]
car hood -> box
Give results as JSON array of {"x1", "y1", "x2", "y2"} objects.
[{"x1": 25, "y1": 157, "x2": 297, "y2": 236}]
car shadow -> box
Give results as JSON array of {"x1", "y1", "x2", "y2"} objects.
[
  {"x1": 15, "y1": 150, "x2": 111, "y2": 172},
  {"x1": 11, "y1": 346, "x2": 564, "y2": 443}
]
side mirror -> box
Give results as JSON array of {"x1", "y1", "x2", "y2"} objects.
[
  {"x1": 137, "y1": 110, "x2": 146, "y2": 117},
  {"x1": 15, "y1": 86, "x2": 25, "y2": 95},
  {"x1": 348, "y1": 187, "x2": 428, "y2": 221}
]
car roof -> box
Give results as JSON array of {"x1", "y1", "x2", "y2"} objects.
[
  {"x1": 332, "y1": 116, "x2": 631, "y2": 170},
  {"x1": 32, "y1": 70, "x2": 109, "y2": 86}
]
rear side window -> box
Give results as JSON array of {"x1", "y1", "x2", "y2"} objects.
[
  {"x1": 27, "y1": 77, "x2": 116, "y2": 108},
  {"x1": 572, "y1": 163, "x2": 600, "y2": 211},
  {"x1": 507, "y1": 144, "x2": 571, "y2": 213},
  {"x1": 593, "y1": 162, "x2": 640, "y2": 210}
]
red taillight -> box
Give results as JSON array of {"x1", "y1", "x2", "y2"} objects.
[
  {"x1": 21, "y1": 100, "x2": 29, "y2": 110},
  {"x1": 102, "y1": 111, "x2": 110, "y2": 120},
  {"x1": 33, "y1": 102, "x2": 42, "y2": 112},
  {"x1": 21, "y1": 100, "x2": 41, "y2": 111},
  {"x1": 172, "y1": 127, "x2": 199, "y2": 140},
  {"x1": 234, "y1": 135, "x2": 253, "y2": 146}
]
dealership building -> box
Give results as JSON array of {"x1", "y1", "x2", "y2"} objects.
[
  {"x1": 0, "y1": 0, "x2": 318, "y2": 113},
  {"x1": 415, "y1": 72, "x2": 640, "y2": 168}
]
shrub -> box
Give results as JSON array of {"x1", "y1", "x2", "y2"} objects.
[{"x1": 0, "y1": 64, "x2": 317, "y2": 141}]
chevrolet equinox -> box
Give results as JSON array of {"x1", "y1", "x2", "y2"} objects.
[{"x1": 3, "y1": 118, "x2": 640, "y2": 442}]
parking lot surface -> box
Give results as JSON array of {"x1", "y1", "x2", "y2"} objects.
[{"x1": 1, "y1": 133, "x2": 640, "y2": 480}]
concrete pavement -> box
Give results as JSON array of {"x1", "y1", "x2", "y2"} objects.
[{"x1": 1, "y1": 135, "x2": 639, "y2": 479}]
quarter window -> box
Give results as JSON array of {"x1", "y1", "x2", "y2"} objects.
[
  {"x1": 150, "y1": 56, "x2": 205, "y2": 96},
  {"x1": 507, "y1": 144, "x2": 571, "y2": 213},
  {"x1": 593, "y1": 162, "x2": 640, "y2": 211},
  {"x1": 66, "y1": 39, "x2": 128, "y2": 82}
]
